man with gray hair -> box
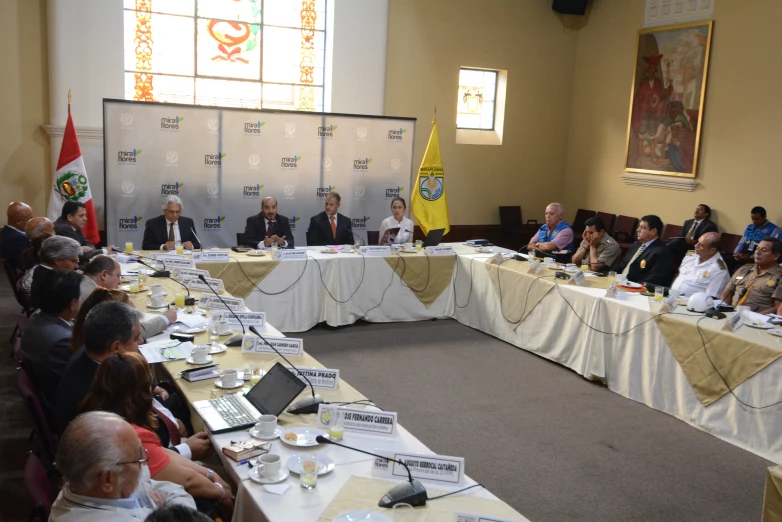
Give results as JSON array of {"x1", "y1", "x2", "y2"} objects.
[
  {"x1": 18, "y1": 235, "x2": 82, "y2": 308},
  {"x1": 142, "y1": 196, "x2": 200, "y2": 251},
  {"x1": 50, "y1": 411, "x2": 195, "y2": 521},
  {"x1": 527, "y1": 202, "x2": 575, "y2": 254}
]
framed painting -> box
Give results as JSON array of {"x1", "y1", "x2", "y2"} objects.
[{"x1": 624, "y1": 21, "x2": 713, "y2": 178}]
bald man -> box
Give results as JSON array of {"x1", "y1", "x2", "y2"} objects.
[
  {"x1": 19, "y1": 217, "x2": 54, "y2": 274},
  {"x1": 671, "y1": 232, "x2": 730, "y2": 297},
  {"x1": 0, "y1": 201, "x2": 33, "y2": 275},
  {"x1": 243, "y1": 196, "x2": 294, "y2": 248}
]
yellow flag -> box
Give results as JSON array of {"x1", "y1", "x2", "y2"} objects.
[{"x1": 411, "y1": 120, "x2": 450, "y2": 236}]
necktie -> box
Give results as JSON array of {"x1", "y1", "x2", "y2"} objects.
[
  {"x1": 266, "y1": 220, "x2": 274, "y2": 237},
  {"x1": 685, "y1": 221, "x2": 698, "y2": 240},
  {"x1": 168, "y1": 222, "x2": 175, "y2": 242},
  {"x1": 622, "y1": 244, "x2": 646, "y2": 275},
  {"x1": 330, "y1": 215, "x2": 337, "y2": 239},
  {"x1": 152, "y1": 406, "x2": 181, "y2": 445}
]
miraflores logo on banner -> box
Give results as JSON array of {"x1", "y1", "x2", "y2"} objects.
[
  {"x1": 166, "y1": 151, "x2": 179, "y2": 166},
  {"x1": 351, "y1": 216, "x2": 370, "y2": 229},
  {"x1": 121, "y1": 181, "x2": 135, "y2": 198},
  {"x1": 356, "y1": 126, "x2": 368, "y2": 141},
  {"x1": 316, "y1": 185, "x2": 337, "y2": 198},
  {"x1": 206, "y1": 183, "x2": 219, "y2": 199},
  {"x1": 283, "y1": 185, "x2": 295, "y2": 199},
  {"x1": 160, "y1": 116, "x2": 184, "y2": 131},
  {"x1": 386, "y1": 186, "x2": 404, "y2": 198},
  {"x1": 118, "y1": 149, "x2": 142, "y2": 164},
  {"x1": 161, "y1": 182, "x2": 184, "y2": 196},
  {"x1": 203, "y1": 216, "x2": 226, "y2": 230},
  {"x1": 284, "y1": 123, "x2": 296, "y2": 137},
  {"x1": 248, "y1": 154, "x2": 260, "y2": 169},
  {"x1": 353, "y1": 157, "x2": 372, "y2": 172},
  {"x1": 119, "y1": 216, "x2": 143, "y2": 230},
  {"x1": 242, "y1": 184, "x2": 263, "y2": 198},
  {"x1": 281, "y1": 155, "x2": 301, "y2": 170},
  {"x1": 391, "y1": 159, "x2": 401, "y2": 171},
  {"x1": 204, "y1": 152, "x2": 226, "y2": 167},
  {"x1": 120, "y1": 113, "x2": 134, "y2": 128},
  {"x1": 355, "y1": 186, "x2": 366, "y2": 198},
  {"x1": 244, "y1": 120, "x2": 265, "y2": 135},
  {"x1": 208, "y1": 118, "x2": 219, "y2": 132},
  {"x1": 317, "y1": 124, "x2": 337, "y2": 139},
  {"x1": 388, "y1": 128, "x2": 407, "y2": 141},
  {"x1": 321, "y1": 157, "x2": 333, "y2": 171},
  {"x1": 289, "y1": 216, "x2": 301, "y2": 229}
]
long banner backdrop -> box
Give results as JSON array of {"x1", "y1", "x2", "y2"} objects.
[{"x1": 103, "y1": 99, "x2": 416, "y2": 247}]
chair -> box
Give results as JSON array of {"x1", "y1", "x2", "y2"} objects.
[
  {"x1": 236, "y1": 232, "x2": 247, "y2": 247},
  {"x1": 4, "y1": 258, "x2": 33, "y2": 342},
  {"x1": 23, "y1": 452, "x2": 56, "y2": 522},
  {"x1": 720, "y1": 232, "x2": 742, "y2": 254},
  {"x1": 662, "y1": 224, "x2": 683, "y2": 243},
  {"x1": 613, "y1": 215, "x2": 639, "y2": 250},
  {"x1": 572, "y1": 209, "x2": 596, "y2": 236},
  {"x1": 596, "y1": 212, "x2": 616, "y2": 234},
  {"x1": 16, "y1": 368, "x2": 58, "y2": 467},
  {"x1": 499, "y1": 206, "x2": 526, "y2": 249},
  {"x1": 367, "y1": 231, "x2": 379, "y2": 245}
]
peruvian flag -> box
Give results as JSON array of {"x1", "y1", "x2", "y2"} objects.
[{"x1": 47, "y1": 105, "x2": 100, "y2": 245}]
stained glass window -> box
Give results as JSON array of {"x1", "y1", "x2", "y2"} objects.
[
  {"x1": 456, "y1": 68, "x2": 497, "y2": 130},
  {"x1": 123, "y1": 0, "x2": 326, "y2": 111}
]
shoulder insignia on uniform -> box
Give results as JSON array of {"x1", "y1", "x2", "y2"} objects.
[
  {"x1": 717, "y1": 259, "x2": 726, "y2": 270},
  {"x1": 605, "y1": 240, "x2": 612, "y2": 244}
]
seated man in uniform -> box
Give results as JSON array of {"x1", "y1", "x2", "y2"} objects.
[
  {"x1": 571, "y1": 216, "x2": 621, "y2": 272},
  {"x1": 721, "y1": 237, "x2": 782, "y2": 315},
  {"x1": 527, "y1": 202, "x2": 574, "y2": 254},
  {"x1": 668, "y1": 203, "x2": 719, "y2": 259},
  {"x1": 671, "y1": 232, "x2": 730, "y2": 297},
  {"x1": 733, "y1": 206, "x2": 780, "y2": 266},
  {"x1": 611, "y1": 215, "x2": 674, "y2": 288}
]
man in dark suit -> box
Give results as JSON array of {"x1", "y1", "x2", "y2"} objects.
[
  {"x1": 669, "y1": 203, "x2": 719, "y2": 258},
  {"x1": 0, "y1": 201, "x2": 32, "y2": 275},
  {"x1": 54, "y1": 201, "x2": 111, "y2": 261},
  {"x1": 612, "y1": 214, "x2": 675, "y2": 288},
  {"x1": 142, "y1": 195, "x2": 200, "y2": 250},
  {"x1": 244, "y1": 196, "x2": 294, "y2": 248},
  {"x1": 307, "y1": 191, "x2": 353, "y2": 246},
  {"x1": 20, "y1": 269, "x2": 81, "y2": 413}
]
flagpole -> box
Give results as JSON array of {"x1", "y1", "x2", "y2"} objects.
[
  {"x1": 68, "y1": 89, "x2": 72, "y2": 114},
  {"x1": 432, "y1": 105, "x2": 436, "y2": 125}
]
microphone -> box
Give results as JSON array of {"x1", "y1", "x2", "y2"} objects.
[
  {"x1": 337, "y1": 221, "x2": 365, "y2": 246},
  {"x1": 197, "y1": 274, "x2": 244, "y2": 347},
  {"x1": 111, "y1": 246, "x2": 159, "y2": 263},
  {"x1": 513, "y1": 244, "x2": 529, "y2": 261},
  {"x1": 248, "y1": 325, "x2": 323, "y2": 414},
  {"x1": 314, "y1": 435, "x2": 427, "y2": 507},
  {"x1": 190, "y1": 227, "x2": 203, "y2": 252},
  {"x1": 135, "y1": 258, "x2": 191, "y2": 297}
]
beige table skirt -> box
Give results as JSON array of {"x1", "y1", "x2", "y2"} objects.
[{"x1": 384, "y1": 253, "x2": 456, "y2": 308}]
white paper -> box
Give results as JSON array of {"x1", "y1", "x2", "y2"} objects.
[
  {"x1": 454, "y1": 511, "x2": 519, "y2": 522},
  {"x1": 262, "y1": 484, "x2": 289, "y2": 495},
  {"x1": 175, "y1": 313, "x2": 209, "y2": 328},
  {"x1": 139, "y1": 340, "x2": 193, "y2": 363}
]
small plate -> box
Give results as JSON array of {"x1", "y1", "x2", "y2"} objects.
[
  {"x1": 286, "y1": 454, "x2": 335, "y2": 475},
  {"x1": 334, "y1": 510, "x2": 392, "y2": 522},
  {"x1": 207, "y1": 343, "x2": 227, "y2": 354},
  {"x1": 619, "y1": 281, "x2": 643, "y2": 289},
  {"x1": 399, "y1": 249, "x2": 418, "y2": 254},
  {"x1": 120, "y1": 284, "x2": 150, "y2": 293},
  {"x1": 768, "y1": 328, "x2": 782, "y2": 338},
  {"x1": 745, "y1": 321, "x2": 774, "y2": 329},
  {"x1": 250, "y1": 425, "x2": 285, "y2": 440},
  {"x1": 249, "y1": 467, "x2": 289, "y2": 485},
  {"x1": 182, "y1": 326, "x2": 207, "y2": 334},
  {"x1": 180, "y1": 307, "x2": 207, "y2": 316},
  {"x1": 146, "y1": 304, "x2": 170, "y2": 310},
  {"x1": 149, "y1": 292, "x2": 168, "y2": 297},
  {"x1": 215, "y1": 379, "x2": 244, "y2": 389},
  {"x1": 280, "y1": 427, "x2": 327, "y2": 447},
  {"x1": 321, "y1": 248, "x2": 340, "y2": 254},
  {"x1": 186, "y1": 355, "x2": 213, "y2": 365},
  {"x1": 246, "y1": 250, "x2": 266, "y2": 257}
]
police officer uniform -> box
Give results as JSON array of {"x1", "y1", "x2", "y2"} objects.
[
  {"x1": 671, "y1": 252, "x2": 730, "y2": 297},
  {"x1": 725, "y1": 264, "x2": 782, "y2": 312},
  {"x1": 574, "y1": 233, "x2": 621, "y2": 271}
]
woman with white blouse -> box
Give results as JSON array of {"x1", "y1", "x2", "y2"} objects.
[{"x1": 378, "y1": 197, "x2": 414, "y2": 245}]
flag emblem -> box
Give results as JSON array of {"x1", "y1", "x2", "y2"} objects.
[{"x1": 55, "y1": 172, "x2": 89, "y2": 202}]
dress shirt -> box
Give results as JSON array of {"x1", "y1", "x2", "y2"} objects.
[
  {"x1": 257, "y1": 217, "x2": 288, "y2": 248},
  {"x1": 161, "y1": 220, "x2": 181, "y2": 250},
  {"x1": 378, "y1": 216, "x2": 415, "y2": 244},
  {"x1": 671, "y1": 253, "x2": 730, "y2": 297},
  {"x1": 152, "y1": 398, "x2": 191, "y2": 459}
]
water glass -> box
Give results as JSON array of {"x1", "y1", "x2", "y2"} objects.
[
  {"x1": 129, "y1": 277, "x2": 140, "y2": 293},
  {"x1": 208, "y1": 314, "x2": 220, "y2": 342},
  {"x1": 617, "y1": 274, "x2": 628, "y2": 285},
  {"x1": 138, "y1": 271, "x2": 148, "y2": 284},
  {"x1": 607, "y1": 271, "x2": 617, "y2": 284},
  {"x1": 655, "y1": 286, "x2": 664, "y2": 301},
  {"x1": 175, "y1": 242, "x2": 184, "y2": 255},
  {"x1": 124, "y1": 241, "x2": 133, "y2": 253},
  {"x1": 175, "y1": 289, "x2": 187, "y2": 308},
  {"x1": 392, "y1": 503, "x2": 414, "y2": 522},
  {"x1": 328, "y1": 410, "x2": 344, "y2": 441},
  {"x1": 415, "y1": 240, "x2": 423, "y2": 251},
  {"x1": 300, "y1": 454, "x2": 318, "y2": 489}
]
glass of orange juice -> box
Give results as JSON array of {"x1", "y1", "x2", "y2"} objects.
[
  {"x1": 175, "y1": 289, "x2": 186, "y2": 308},
  {"x1": 125, "y1": 241, "x2": 133, "y2": 253}
]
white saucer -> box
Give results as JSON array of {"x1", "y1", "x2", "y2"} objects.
[
  {"x1": 250, "y1": 425, "x2": 285, "y2": 440},
  {"x1": 246, "y1": 251, "x2": 266, "y2": 257},
  {"x1": 181, "y1": 326, "x2": 207, "y2": 334},
  {"x1": 146, "y1": 304, "x2": 169, "y2": 310},
  {"x1": 768, "y1": 328, "x2": 782, "y2": 338},
  {"x1": 286, "y1": 454, "x2": 335, "y2": 475},
  {"x1": 180, "y1": 307, "x2": 207, "y2": 316},
  {"x1": 249, "y1": 467, "x2": 289, "y2": 485},
  {"x1": 186, "y1": 355, "x2": 213, "y2": 365},
  {"x1": 745, "y1": 321, "x2": 774, "y2": 329},
  {"x1": 215, "y1": 379, "x2": 244, "y2": 389},
  {"x1": 207, "y1": 343, "x2": 227, "y2": 354},
  {"x1": 334, "y1": 510, "x2": 392, "y2": 522},
  {"x1": 149, "y1": 292, "x2": 168, "y2": 297},
  {"x1": 280, "y1": 427, "x2": 327, "y2": 447},
  {"x1": 120, "y1": 285, "x2": 150, "y2": 293}
]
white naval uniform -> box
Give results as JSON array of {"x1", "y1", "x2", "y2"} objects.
[{"x1": 671, "y1": 252, "x2": 730, "y2": 297}]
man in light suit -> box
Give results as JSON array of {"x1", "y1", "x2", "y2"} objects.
[
  {"x1": 307, "y1": 191, "x2": 353, "y2": 246},
  {"x1": 0, "y1": 201, "x2": 33, "y2": 275},
  {"x1": 20, "y1": 269, "x2": 82, "y2": 413},
  {"x1": 142, "y1": 196, "x2": 200, "y2": 251},
  {"x1": 243, "y1": 196, "x2": 294, "y2": 248},
  {"x1": 669, "y1": 203, "x2": 719, "y2": 259},
  {"x1": 612, "y1": 214, "x2": 675, "y2": 288}
]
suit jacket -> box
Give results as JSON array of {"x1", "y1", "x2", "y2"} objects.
[
  {"x1": 244, "y1": 213, "x2": 294, "y2": 248},
  {"x1": 142, "y1": 215, "x2": 200, "y2": 250},
  {"x1": 307, "y1": 212, "x2": 353, "y2": 246},
  {"x1": 54, "y1": 217, "x2": 103, "y2": 262},
  {"x1": 29, "y1": 264, "x2": 52, "y2": 309},
  {"x1": 681, "y1": 218, "x2": 718, "y2": 241},
  {"x1": 0, "y1": 225, "x2": 29, "y2": 275},
  {"x1": 613, "y1": 238, "x2": 675, "y2": 288},
  {"x1": 55, "y1": 346, "x2": 98, "y2": 434},
  {"x1": 20, "y1": 311, "x2": 73, "y2": 413}
]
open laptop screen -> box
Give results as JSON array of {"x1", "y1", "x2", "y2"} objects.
[{"x1": 245, "y1": 362, "x2": 307, "y2": 416}]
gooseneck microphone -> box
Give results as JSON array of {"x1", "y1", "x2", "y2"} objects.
[
  {"x1": 197, "y1": 274, "x2": 244, "y2": 346},
  {"x1": 337, "y1": 221, "x2": 365, "y2": 246},
  {"x1": 314, "y1": 435, "x2": 427, "y2": 507},
  {"x1": 190, "y1": 227, "x2": 204, "y2": 253},
  {"x1": 513, "y1": 244, "x2": 530, "y2": 261},
  {"x1": 248, "y1": 325, "x2": 323, "y2": 414},
  {"x1": 111, "y1": 247, "x2": 191, "y2": 296}
]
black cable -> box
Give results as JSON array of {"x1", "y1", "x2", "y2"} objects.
[
  {"x1": 228, "y1": 254, "x2": 309, "y2": 295},
  {"x1": 427, "y1": 483, "x2": 483, "y2": 500},
  {"x1": 306, "y1": 251, "x2": 366, "y2": 304},
  {"x1": 361, "y1": 253, "x2": 403, "y2": 319},
  {"x1": 493, "y1": 257, "x2": 556, "y2": 325},
  {"x1": 397, "y1": 251, "x2": 432, "y2": 293}
]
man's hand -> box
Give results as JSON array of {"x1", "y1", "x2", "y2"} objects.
[
  {"x1": 176, "y1": 419, "x2": 188, "y2": 438},
  {"x1": 148, "y1": 489, "x2": 165, "y2": 508},
  {"x1": 276, "y1": 235, "x2": 286, "y2": 246},
  {"x1": 185, "y1": 432, "x2": 212, "y2": 461},
  {"x1": 183, "y1": 241, "x2": 194, "y2": 250},
  {"x1": 81, "y1": 245, "x2": 92, "y2": 253},
  {"x1": 263, "y1": 236, "x2": 273, "y2": 247},
  {"x1": 164, "y1": 241, "x2": 176, "y2": 251},
  {"x1": 154, "y1": 386, "x2": 169, "y2": 401},
  {"x1": 588, "y1": 233, "x2": 602, "y2": 248},
  {"x1": 734, "y1": 253, "x2": 750, "y2": 261},
  {"x1": 163, "y1": 306, "x2": 177, "y2": 324}
]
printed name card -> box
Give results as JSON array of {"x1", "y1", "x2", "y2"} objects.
[
  {"x1": 317, "y1": 405, "x2": 397, "y2": 436},
  {"x1": 272, "y1": 249, "x2": 308, "y2": 260},
  {"x1": 198, "y1": 294, "x2": 245, "y2": 311},
  {"x1": 192, "y1": 251, "x2": 231, "y2": 262},
  {"x1": 171, "y1": 267, "x2": 211, "y2": 280},
  {"x1": 491, "y1": 252, "x2": 503, "y2": 265},
  {"x1": 527, "y1": 259, "x2": 542, "y2": 274},
  {"x1": 156, "y1": 256, "x2": 195, "y2": 270},
  {"x1": 285, "y1": 367, "x2": 339, "y2": 389},
  {"x1": 359, "y1": 246, "x2": 392, "y2": 256},
  {"x1": 454, "y1": 512, "x2": 519, "y2": 522},
  {"x1": 371, "y1": 449, "x2": 465, "y2": 485},
  {"x1": 660, "y1": 290, "x2": 680, "y2": 313},
  {"x1": 605, "y1": 281, "x2": 618, "y2": 298},
  {"x1": 568, "y1": 270, "x2": 586, "y2": 286},
  {"x1": 724, "y1": 312, "x2": 744, "y2": 333},
  {"x1": 209, "y1": 310, "x2": 265, "y2": 328},
  {"x1": 426, "y1": 245, "x2": 455, "y2": 256},
  {"x1": 183, "y1": 276, "x2": 224, "y2": 292},
  {"x1": 241, "y1": 335, "x2": 303, "y2": 356}
]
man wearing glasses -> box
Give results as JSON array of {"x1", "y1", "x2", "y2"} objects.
[
  {"x1": 142, "y1": 196, "x2": 200, "y2": 251},
  {"x1": 50, "y1": 411, "x2": 195, "y2": 521},
  {"x1": 721, "y1": 238, "x2": 782, "y2": 315}
]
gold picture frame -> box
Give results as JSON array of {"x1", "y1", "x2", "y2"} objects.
[{"x1": 624, "y1": 21, "x2": 713, "y2": 178}]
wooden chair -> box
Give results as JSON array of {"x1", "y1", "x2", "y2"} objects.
[
  {"x1": 236, "y1": 232, "x2": 247, "y2": 247},
  {"x1": 572, "y1": 209, "x2": 596, "y2": 237},
  {"x1": 23, "y1": 452, "x2": 56, "y2": 522},
  {"x1": 596, "y1": 212, "x2": 617, "y2": 234},
  {"x1": 367, "y1": 231, "x2": 379, "y2": 245},
  {"x1": 613, "y1": 215, "x2": 639, "y2": 251},
  {"x1": 662, "y1": 224, "x2": 683, "y2": 243}
]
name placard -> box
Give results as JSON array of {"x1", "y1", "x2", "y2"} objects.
[
  {"x1": 605, "y1": 280, "x2": 618, "y2": 298},
  {"x1": 192, "y1": 251, "x2": 230, "y2": 262},
  {"x1": 660, "y1": 291, "x2": 679, "y2": 313},
  {"x1": 491, "y1": 252, "x2": 503, "y2": 265},
  {"x1": 148, "y1": 253, "x2": 183, "y2": 260},
  {"x1": 272, "y1": 249, "x2": 308, "y2": 260},
  {"x1": 198, "y1": 294, "x2": 245, "y2": 311},
  {"x1": 359, "y1": 246, "x2": 392, "y2": 256},
  {"x1": 157, "y1": 256, "x2": 195, "y2": 270},
  {"x1": 241, "y1": 335, "x2": 303, "y2": 356},
  {"x1": 371, "y1": 449, "x2": 465, "y2": 485},
  {"x1": 426, "y1": 245, "x2": 455, "y2": 256},
  {"x1": 171, "y1": 267, "x2": 211, "y2": 280},
  {"x1": 183, "y1": 276, "x2": 224, "y2": 292},
  {"x1": 316, "y1": 405, "x2": 397, "y2": 436},
  {"x1": 285, "y1": 367, "x2": 339, "y2": 389},
  {"x1": 723, "y1": 312, "x2": 743, "y2": 333},
  {"x1": 527, "y1": 259, "x2": 542, "y2": 274},
  {"x1": 454, "y1": 512, "x2": 519, "y2": 522},
  {"x1": 568, "y1": 270, "x2": 586, "y2": 286},
  {"x1": 209, "y1": 310, "x2": 265, "y2": 328}
]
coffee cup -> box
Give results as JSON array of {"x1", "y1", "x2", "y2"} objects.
[
  {"x1": 256, "y1": 453, "x2": 281, "y2": 478},
  {"x1": 543, "y1": 257, "x2": 554, "y2": 265},
  {"x1": 150, "y1": 295, "x2": 166, "y2": 308},
  {"x1": 255, "y1": 414, "x2": 277, "y2": 436},
  {"x1": 221, "y1": 369, "x2": 239, "y2": 387},
  {"x1": 191, "y1": 346, "x2": 209, "y2": 363},
  {"x1": 150, "y1": 284, "x2": 164, "y2": 296},
  {"x1": 217, "y1": 320, "x2": 233, "y2": 335}
]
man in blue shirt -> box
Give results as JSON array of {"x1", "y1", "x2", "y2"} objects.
[
  {"x1": 527, "y1": 202, "x2": 574, "y2": 253},
  {"x1": 733, "y1": 206, "x2": 780, "y2": 265}
]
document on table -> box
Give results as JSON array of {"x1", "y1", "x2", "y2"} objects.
[
  {"x1": 139, "y1": 340, "x2": 194, "y2": 363},
  {"x1": 174, "y1": 313, "x2": 209, "y2": 328}
]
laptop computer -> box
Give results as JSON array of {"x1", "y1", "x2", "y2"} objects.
[
  {"x1": 422, "y1": 228, "x2": 445, "y2": 247},
  {"x1": 193, "y1": 362, "x2": 307, "y2": 434}
]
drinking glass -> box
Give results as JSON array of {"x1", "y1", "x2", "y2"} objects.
[
  {"x1": 415, "y1": 240, "x2": 423, "y2": 251},
  {"x1": 175, "y1": 289, "x2": 187, "y2": 308},
  {"x1": 655, "y1": 286, "x2": 664, "y2": 301},
  {"x1": 607, "y1": 271, "x2": 617, "y2": 284},
  {"x1": 125, "y1": 241, "x2": 133, "y2": 253},
  {"x1": 175, "y1": 242, "x2": 184, "y2": 255},
  {"x1": 129, "y1": 277, "x2": 140, "y2": 293},
  {"x1": 300, "y1": 454, "x2": 318, "y2": 489},
  {"x1": 328, "y1": 410, "x2": 344, "y2": 441},
  {"x1": 392, "y1": 503, "x2": 414, "y2": 522},
  {"x1": 138, "y1": 271, "x2": 148, "y2": 284},
  {"x1": 354, "y1": 239, "x2": 361, "y2": 252},
  {"x1": 208, "y1": 314, "x2": 220, "y2": 342}
]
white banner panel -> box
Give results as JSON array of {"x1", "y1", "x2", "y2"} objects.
[{"x1": 103, "y1": 100, "x2": 416, "y2": 248}]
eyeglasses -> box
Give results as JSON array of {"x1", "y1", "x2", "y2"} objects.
[{"x1": 117, "y1": 447, "x2": 150, "y2": 468}]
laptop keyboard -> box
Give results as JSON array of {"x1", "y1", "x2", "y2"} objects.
[{"x1": 210, "y1": 395, "x2": 255, "y2": 427}]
